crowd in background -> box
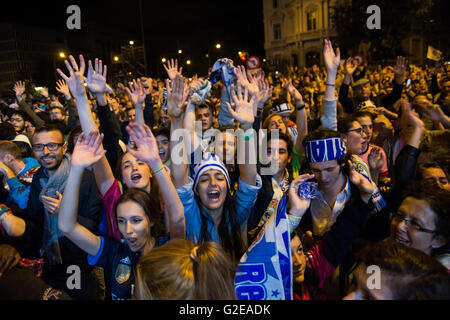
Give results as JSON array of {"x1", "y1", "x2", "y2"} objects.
[{"x1": 0, "y1": 38, "x2": 449, "y2": 300}]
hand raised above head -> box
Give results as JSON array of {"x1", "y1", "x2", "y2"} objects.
[
  {"x1": 71, "y1": 131, "x2": 106, "y2": 169},
  {"x1": 163, "y1": 59, "x2": 183, "y2": 81},
  {"x1": 56, "y1": 54, "x2": 87, "y2": 100},
  {"x1": 125, "y1": 79, "x2": 146, "y2": 106},
  {"x1": 86, "y1": 58, "x2": 108, "y2": 95}
]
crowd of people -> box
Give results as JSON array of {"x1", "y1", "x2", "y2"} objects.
[{"x1": 0, "y1": 38, "x2": 449, "y2": 300}]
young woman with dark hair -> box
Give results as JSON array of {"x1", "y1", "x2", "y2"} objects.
[{"x1": 58, "y1": 130, "x2": 184, "y2": 300}]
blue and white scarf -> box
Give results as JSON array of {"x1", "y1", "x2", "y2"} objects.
[{"x1": 235, "y1": 195, "x2": 292, "y2": 300}]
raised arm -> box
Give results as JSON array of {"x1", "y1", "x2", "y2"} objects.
[
  {"x1": 125, "y1": 79, "x2": 146, "y2": 125},
  {"x1": 283, "y1": 78, "x2": 307, "y2": 152},
  {"x1": 57, "y1": 55, "x2": 115, "y2": 195},
  {"x1": 168, "y1": 75, "x2": 189, "y2": 188},
  {"x1": 321, "y1": 39, "x2": 340, "y2": 131},
  {"x1": 126, "y1": 122, "x2": 185, "y2": 239},
  {"x1": 226, "y1": 84, "x2": 257, "y2": 186},
  {"x1": 13, "y1": 81, "x2": 45, "y2": 129},
  {"x1": 58, "y1": 131, "x2": 106, "y2": 256}
]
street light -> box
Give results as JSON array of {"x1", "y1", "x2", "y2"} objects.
[
  {"x1": 129, "y1": 40, "x2": 135, "y2": 45},
  {"x1": 186, "y1": 60, "x2": 191, "y2": 65},
  {"x1": 162, "y1": 58, "x2": 167, "y2": 63},
  {"x1": 178, "y1": 49, "x2": 183, "y2": 54},
  {"x1": 59, "y1": 52, "x2": 66, "y2": 58},
  {"x1": 114, "y1": 56, "x2": 119, "y2": 62},
  {"x1": 216, "y1": 43, "x2": 221, "y2": 49}
]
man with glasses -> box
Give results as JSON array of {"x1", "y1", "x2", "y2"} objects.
[
  {"x1": 5, "y1": 124, "x2": 103, "y2": 299},
  {"x1": 8, "y1": 111, "x2": 28, "y2": 136}
]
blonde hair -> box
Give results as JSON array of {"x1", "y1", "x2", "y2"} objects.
[{"x1": 135, "y1": 239, "x2": 237, "y2": 300}]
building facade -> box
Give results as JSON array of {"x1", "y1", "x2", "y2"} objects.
[{"x1": 263, "y1": 0, "x2": 337, "y2": 71}]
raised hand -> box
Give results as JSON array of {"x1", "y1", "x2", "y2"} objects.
[
  {"x1": 422, "y1": 103, "x2": 445, "y2": 122},
  {"x1": 13, "y1": 81, "x2": 26, "y2": 101},
  {"x1": 56, "y1": 54, "x2": 87, "y2": 100},
  {"x1": 86, "y1": 58, "x2": 108, "y2": 95},
  {"x1": 344, "y1": 57, "x2": 358, "y2": 75},
  {"x1": 125, "y1": 79, "x2": 146, "y2": 106},
  {"x1": 125, "y1": 122, "x2": 161, "y2": 169},
  {"x1": 235, "y1": 65, "x2": 259, "y2": 97},
  {"x1": 323, "y1": 39, "x2": 340, "y2": 73},
  {"x1": 288, "y1": 174, "x2": 316, "y2": 216},
  {"x1": 163, "y1": 59, "x2": 183, "y2": 81},
  {"x1": 71, "y1": 131, "x2": 106, "y2": 169},
  {"x1": 400, "y1": 99, "x2": 424, "y2": 129},
  {"x1": 40, "y1": 87, "x2": 49, "y2": 98},
  {"x1": 166, "y1": 74, "x2": 186, "y2": 118},
  {"x1": 255, "y1": 78, "x2": 272, "y2": 111},
  {"x1": 282, "y1": 78, "x2": 303, "y2": 103},
  {"x1": 56, "y1": 79, "x2": 71, "y2": 100},
  {"x1": 348, "y1": 159, "x2": 374, "y2": 202},
  {"x1": 394, "y1": 56, "x2": 407, "y2": 85},
  {"x1": 368, "y1": 146, "x2": 385, "y2": 172},
  {"x1": 226, "y1": 84, "x2": 256, "y2": 129}
]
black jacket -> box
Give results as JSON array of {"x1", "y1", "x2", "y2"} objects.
[{"x1": 20, "y1": 167, "x2": 102, "y2": 276}]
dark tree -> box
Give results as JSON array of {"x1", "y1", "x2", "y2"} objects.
[{"x1": 331, "y1": 0, "x2": 433, "y2": 63}]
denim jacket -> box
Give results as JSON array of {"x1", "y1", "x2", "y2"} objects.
[{"x1": 177, "y1": 175, "x2": 262, "y2": 243}]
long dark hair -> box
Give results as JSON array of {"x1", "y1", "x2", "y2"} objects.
[
  {"x1": 114, "y1": 188, "x2": 164, "y2": 239},
  {"x1": 195, "y1": 190, "x2": 245, "y2": 262}
]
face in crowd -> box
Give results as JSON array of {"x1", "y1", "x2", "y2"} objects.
[
  {"x1": 32, "y1": 130, "x2": 66, "y2": 172},
  {"x1": 390, "y1": 197, "x2": 445, "y2": 255},
  {"x1": 354, "y1": 83, "x2": 371, "y2": 101},
  {"x1": 195, "y1": 106, "x2": 213, "y2": 131},
  {"x1": 290, "y1": 234, "x2": 306, "y2": 284},
  {"x1": 309, "y1": 160, "x2": 345, "y2": 191},
  {"x1": 50, "y1": 107, "x2": 64, "y2": 121},
  {"x1": 121, "y1": 152, "x2": 152, "y2": 193},
  {"x1": 421, "y1": 167, "x2": 450, "y2": 191},
  {"x1": 214, "y1": 131, "x2": 236, "y2": 166},
  {"x1": 9, "y1": 113, "x2": 25, "y2": 134},
  {"x1": 343, "y1": 262, "x2": 394, "y2": 300},
  {"x1": 155, "y1": 134, "x2": 170, "y2": 164},
  {"x1": 342, "y1": 121, "x2": 367, "y2": 155},
  {"x1": 356, "y1": 116, "x2": 373, "y2": 151},
  {"x1": 158, "y1": 109, "x2": 170, "y2": 129},
  {"x1": 116, "y1": 200, "x2": 153, "y2": 253},
  {"x1": 268, "y1": 115, "x2": 287, "y2": 135},
  {"x1": 127, "y1": 108, "x2": 136, "y2": 122},
  {"x1": 196, "y1": 169, "x2": 228, "y2": 214},
  {"x1": 266, "y1": 138, "x2": 291, "y2": 178}
]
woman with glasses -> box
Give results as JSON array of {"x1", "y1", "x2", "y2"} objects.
[{"x1": 390, "y1": 185, "x2": 450, "y2": 270}]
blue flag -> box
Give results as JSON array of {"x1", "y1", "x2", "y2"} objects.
[{"x1": 235, "y1": 196, "x2": 293, "y2": 300}]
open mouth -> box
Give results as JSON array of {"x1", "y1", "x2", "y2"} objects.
[
  {"x1": 131, "y1": 173, "x2": 142, "y2": 183},
  {"x1": 207, "y1": 190, "x2": 221, "y2": 200},
  {"x1": 127, "y1": 238, "x2": 138, "y2": 247}
]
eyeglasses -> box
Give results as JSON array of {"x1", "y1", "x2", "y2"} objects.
[
  {"x1": 10, "y1": 117, "x2": 23, "y2": 123},
  {"x1": 390, "y1": 212, "x2": 436, "y2": 234},
  {"x1": 32, "y1": 143, "x2": 64, "y2": 152},
  {"x1": 347, "y1": 128, "x2": 364, "y2": 136}
]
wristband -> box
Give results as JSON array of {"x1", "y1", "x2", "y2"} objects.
[
  {"x1": 296, "y1": 103, "x2": 305, "y2": 111},
  {"x1": 325, "y1": 83, "x2": 335, "y2": 86},
  {"x1": 0, "y1": 204, "x2": 10, "y2": 218},
  {"x1": 151, "y1": 164, "x2": 165, "y2": 175},
  {"x1": 244, "y1": 129, "x2": 256, "y2": 141}
]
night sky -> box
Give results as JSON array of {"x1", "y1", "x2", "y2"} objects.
[{"x1": 1, "y1": 0, "x2": 265, "y2": 75}]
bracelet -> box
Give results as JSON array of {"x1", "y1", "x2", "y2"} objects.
[
  {"x1": 296, "y1": 103, "x2": 305, "y2": 111},
  {"x1": 244, "y1": 129, "x2": 256, "y2": 141},
  {"x1": 325, "y1": 83, "x2": 335, "y2": 86},
  {"x1": 151, "y1": 164, "x2": 165, "y2": 175}
]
